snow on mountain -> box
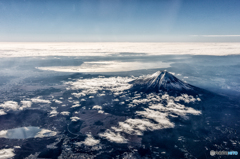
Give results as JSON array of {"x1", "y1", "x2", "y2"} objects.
[{"x1": 130, "y1": 71, "x2": 198, "y2": 94}]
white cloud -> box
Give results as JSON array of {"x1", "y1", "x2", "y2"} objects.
[
  {"x1": 65, "y1": 76, "x2": 135, "y2": 99},
  {"x1": 98, "y1": 110, "x2": 106, "y2": 114},
  {"x1": 72, "y1": 92, "x2": 86, "y2": 98},
  {"x1": 136, "y1": 109, "x2": 174, "y2": 128},
  {"x1": 37, "y1": 61, "x2": 171, "y2": 73},
  {"x1": 132, "y1": 98, "x2": 151, "y2": 105},
  {"x1": 97, "y1": 93, "x2": 105, "y2": 97},
  {"x1": 128, "y1": 103, "x2": 136, "y2": 108},
  {"x1": 73, "y1": 101, "x2": 79, "y2": 104},
  {"x1": 113, "y1": 99, "x2": 119, "y2": 102},
  {"x1": 35, "y1": 129, "x2": 57, "y2": 138},
  {"x1": 98, "y1": 92, "x2": 201, "y2": 143},
  {"x1": 0, "y1": 148, "x2": 15, "y2": 159},
  {"x1": 71, "y1": 104, "x2": 81, "y2": 108},
  {"x1": 0, "y1": 101, "x2": 19, "y2": 111},
  {"x1": 0, "y1": 130, "x2": 8, "y2": 137},
  {"x1": 149, "y1": 100, "x2": 201, "y2": 120},
  {"x1": 92, "y1": 105, "x2": 102, "y2": 110},
  {"x1": 74, "y1": 133, "x2": 100, "y2": 146},
  {"x1": 49, "y1": 109, "x2": 58, "y2": 117},
  {"x1": 53, "y1": 99, "x2": 62, "y2": 104},
  {"x1": 127, "y1": 93, "x2": 162, "y2": 107},
  {"x1": 99, "y1": 130, "x2": 128, "y2": 143},
  {"x1": 112, "y1": 119, "x2": 160, "y2": 136},
  {"x1": 19, "y1": 101, "x2": 32, "y2": 110},
  {"x1": 31, "y1": 97, "x2": 51, "y2": 104},
  {"x1": 0, "y1": 100, "x2": 33, "y2": 115},
  {"x1": 60, "y1": 111, "x2": 70, "y2": 116},
  {"x1": 174, "y1": 94, "x2": 200, "y2": 103},
  {"x1": 70, "y1": 116, "x2": 81, "y2": 122},
  {"x1": 0, "y1": 110, "x2": 6, "y2": 116}
]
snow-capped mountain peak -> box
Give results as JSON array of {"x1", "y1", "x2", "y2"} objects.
[{"x1": 130, "y1": 71, "x2": 196, "y2": 94}]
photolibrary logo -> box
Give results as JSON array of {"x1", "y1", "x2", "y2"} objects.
[{"x1": 210, "y1": 150, "x2": 238, "y2": 156}]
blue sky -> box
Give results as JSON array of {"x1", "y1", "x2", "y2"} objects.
[{"x1": 0, "y1": 0, "x2": 240, "y2": 42}]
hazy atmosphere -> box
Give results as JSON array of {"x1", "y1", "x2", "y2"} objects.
[{"x1": 0, "y1": 0, "x2": 240, "y2": 159}]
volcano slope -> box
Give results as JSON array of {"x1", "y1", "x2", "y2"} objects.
[{"x1": 88, "y1": 71, "x2": 239, "y2": 158}]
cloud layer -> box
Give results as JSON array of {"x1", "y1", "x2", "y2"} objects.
[
  {"x1": 99, "y1": 93, "x2": 201, "y2": 143},
  {"x1": 1, "y1": 43, "x2": 240, "y2": 58},
  {"x1": 63, "y1": 75, "x2": 202, "y2": 143},
  {"x1": 37, "y1": 61, "x2": 171, "y2": 73},
  {"x1": 67, "y1": 76, "x2": 135, "y2": 98}
]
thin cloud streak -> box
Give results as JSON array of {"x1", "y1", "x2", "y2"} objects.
[{"x1": 191, "y1": 35, "x2": 240, "y2": 37}]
